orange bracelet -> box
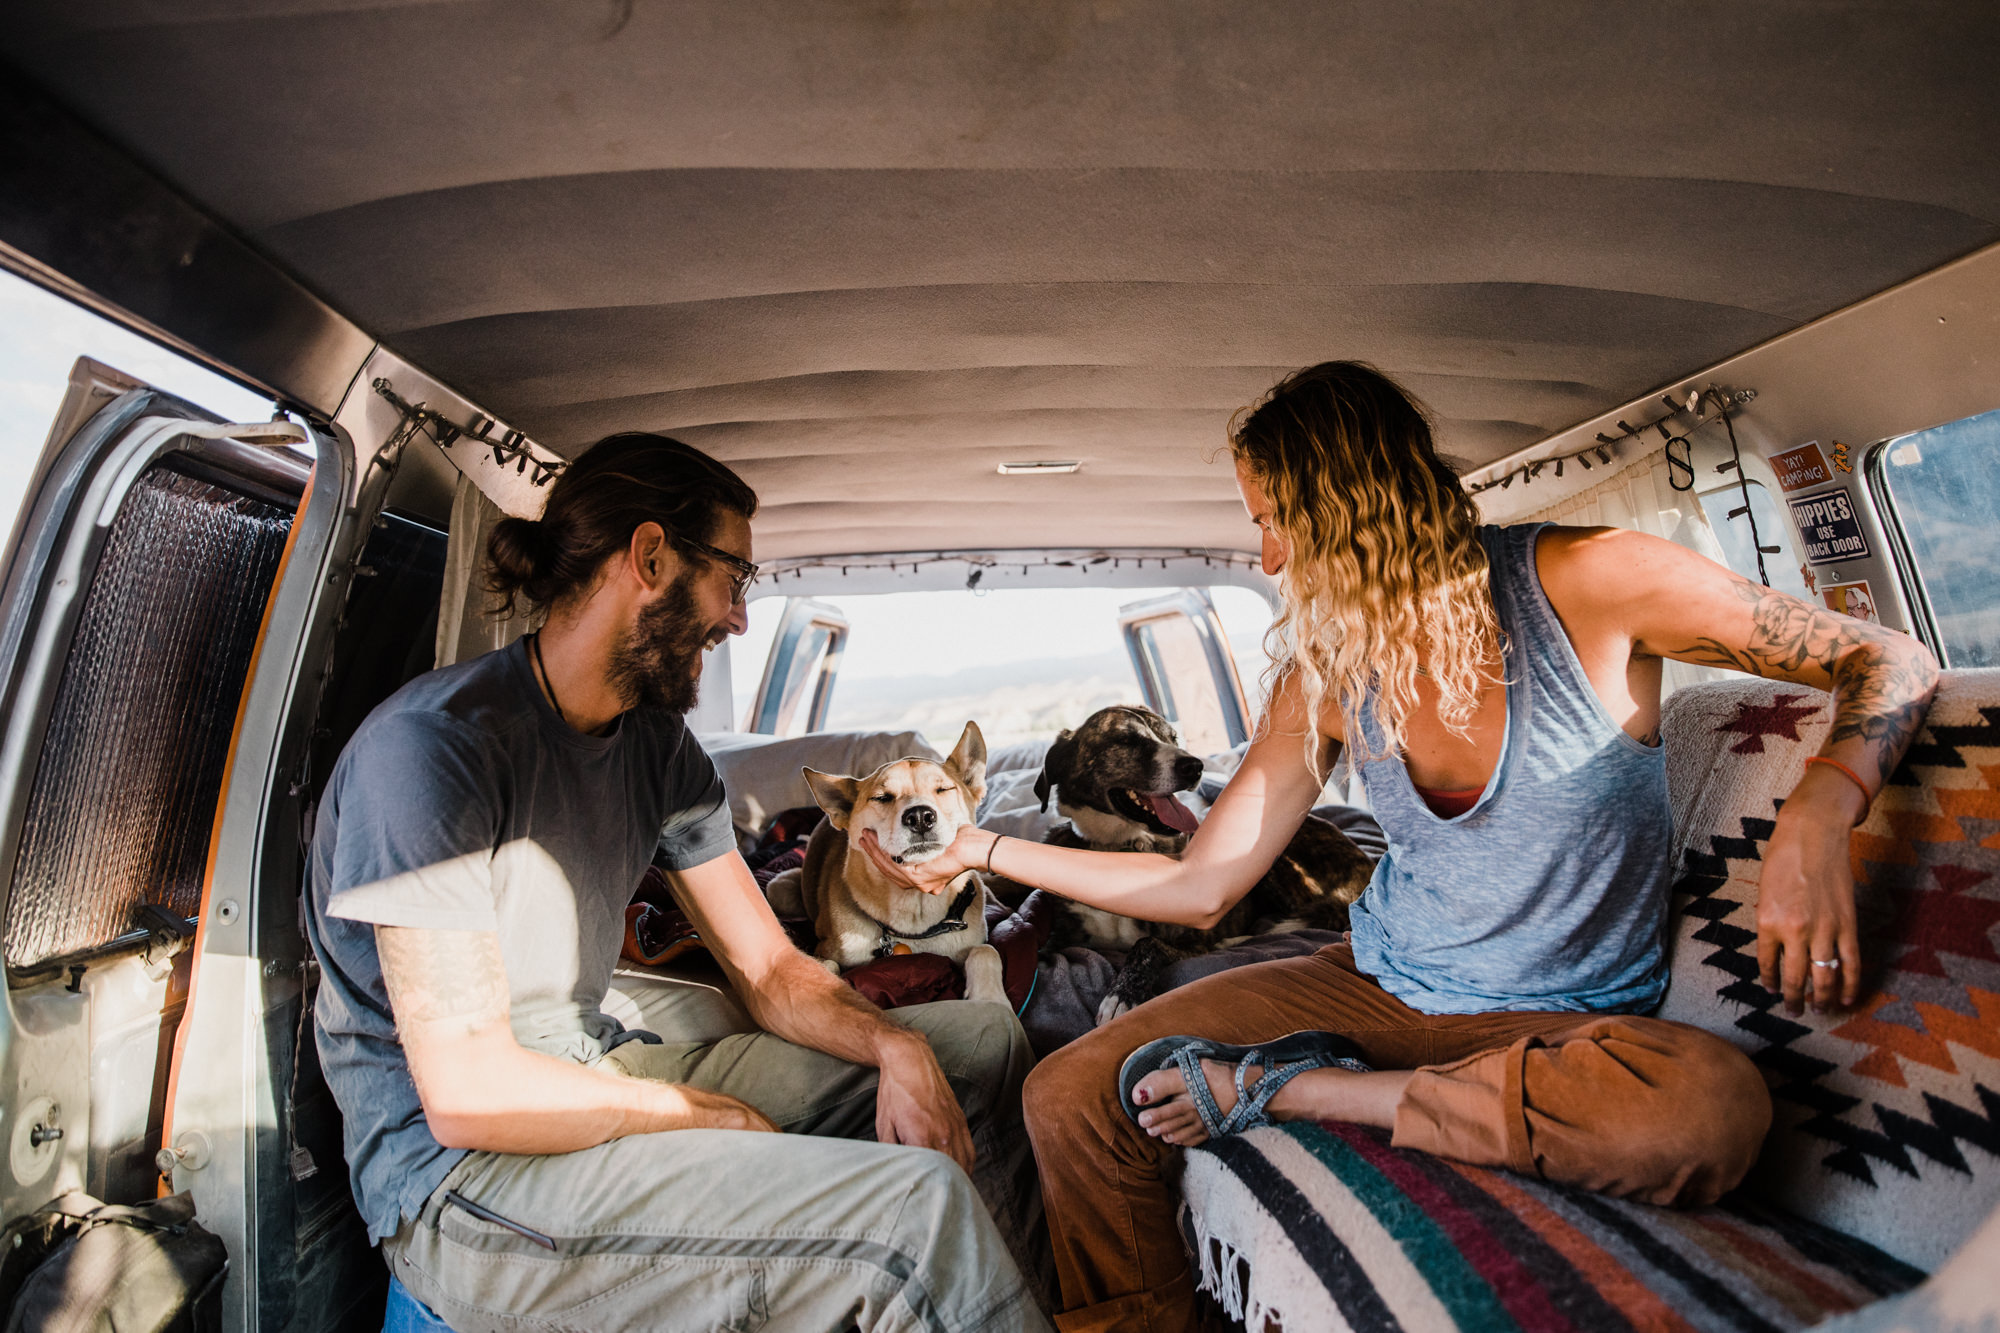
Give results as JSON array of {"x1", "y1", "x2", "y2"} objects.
[{"x1": 1803, "y1": 755, "x2": 1874, "y2": 818}]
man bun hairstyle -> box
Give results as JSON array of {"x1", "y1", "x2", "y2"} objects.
[{"x1": 486, "y1": 432, "x2": 758, "y2": 619}]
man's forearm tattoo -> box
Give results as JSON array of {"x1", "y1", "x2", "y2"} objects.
[
  {"x1": 1672, "y1": 579, "x2": 1939, "y2": 775},
  {"x1": 377, "y1": 926, "x2": 511, "y2": 1031}
]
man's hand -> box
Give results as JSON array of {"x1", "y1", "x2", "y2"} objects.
[
  {"x1": 855, "y1": 826, "x2": 989, "y2": 897},
  {"x1": 872, "y1": 1030, "x2": 976, "y2": 1172},
  {"x1": 1756, "y1": 775, "x2": 1865, "y2": 1015},
  {"x1": 661, "y1": 854, "x2": 981, "y2": 1171}
]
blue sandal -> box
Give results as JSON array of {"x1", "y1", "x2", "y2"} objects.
[{"x1": 1117, "y1": 1030, "x2": 1372, "y2": 1138}]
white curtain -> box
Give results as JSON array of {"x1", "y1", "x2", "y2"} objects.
[
  {"x1": 1519, "y1": 444, "x2": 1734, "y2": 702},
  {"x1": 435, "y1": 474, "x2": 537, "y2": 668}
]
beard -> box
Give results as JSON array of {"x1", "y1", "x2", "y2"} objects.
[{"x1": 605, "y1": 573, "x2": 716, "y2": 715}]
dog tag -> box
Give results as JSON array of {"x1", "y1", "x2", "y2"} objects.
[{"x1": 889, "y1": 943, "x2": 912, "y2": 956}]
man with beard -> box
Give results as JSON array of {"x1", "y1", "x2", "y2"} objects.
[{"x1": 303, "y1": 434, "x2": 1050, "y2": 1332}]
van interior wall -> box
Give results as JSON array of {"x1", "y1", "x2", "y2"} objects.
[{"x1": 1475, "y1": 239, "x2": 2000, "y2": 641}]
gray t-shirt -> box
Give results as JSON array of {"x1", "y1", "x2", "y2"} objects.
[{"x1": 303, "y1": 638, "x2": 738, "y2": 1243}]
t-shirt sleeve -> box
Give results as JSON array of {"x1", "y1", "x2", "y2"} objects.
[
  {"x1": 324, "y1": 712, "x2": 506, "y2": 931},
  {"x1": 656, "y1": 730, "x2": 740, "y2": 870}
]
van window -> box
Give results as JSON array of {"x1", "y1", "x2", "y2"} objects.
[
  {"x1": 4, "y1": 458, "x2": 296, "y2": 971},
  {"x1": 1870, "y1": 407, "x2": 2000, "y2": 667},
  {"x1": 729, "y1": 585, "x2": 1273, "y2": 756},
  {"x1": 0, "y1": 271, "x2": 269, "y2": 559},
  {"x1": 1697, "y1": 479, "x2": 1811, "y2": 601}
]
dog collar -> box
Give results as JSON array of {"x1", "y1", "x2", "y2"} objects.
[{"x1": 870, "y1": 878, "x2": 981, "y2": 960}]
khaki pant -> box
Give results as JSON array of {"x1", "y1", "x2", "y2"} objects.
[
  {"x1": 387, "y1": 978, "x2": 1053, "y2": 1332},
  {"x1": 1022, "y1": 944, "x2": 1773, "y2": 1333}
]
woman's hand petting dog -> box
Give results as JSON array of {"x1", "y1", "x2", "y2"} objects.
[{"x1": 854, "y1": 825, "x2": 991, "y2": 896}]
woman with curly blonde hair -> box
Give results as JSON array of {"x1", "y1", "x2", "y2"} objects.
[{"x1": 868, "y1": 361, "x2": 1938, "y2": 1333}]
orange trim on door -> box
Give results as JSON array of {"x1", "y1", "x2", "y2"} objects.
[{"x1": 157, "y1": 469, "x2": 316, "y2": 1195}]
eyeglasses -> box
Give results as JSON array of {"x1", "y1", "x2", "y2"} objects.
[{"x1": 671, "y1": 533, "x2": 759, "y2": 604}]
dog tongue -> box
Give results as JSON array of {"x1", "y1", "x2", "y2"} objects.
[{"x1": 1144, "y1": 791, "x2": 1200, "y2": 834}]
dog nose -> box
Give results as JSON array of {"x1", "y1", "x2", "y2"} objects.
[
  {"x1": 902, "y1": 805, "x2": 937, "y2": 834},
  {"x1": 1174, "y1": 755, "x2": 1205, "y2": 786}
]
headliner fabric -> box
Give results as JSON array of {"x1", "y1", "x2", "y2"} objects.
[{"x1": 9, "y1": 2, "x2": 2000, "y2": 559}]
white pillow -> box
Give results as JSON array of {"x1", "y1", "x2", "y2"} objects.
[
  {"x1": 986, "y1": 737, "x2": 1053, "y2": 777},
  {"x1": 698, "y1": 729, "x2": 941, "y2": 836}
]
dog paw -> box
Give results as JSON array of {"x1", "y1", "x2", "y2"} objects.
[
  {"x1": 963, "y1": 944, "x2": 1009, "y2": 1005},
  {"x1": 817, "y1": 956, "x2": 843, "y2": 977},
  {"x1": 1095, "y1": 994, "x2": 1132, "y2": 1026},
  {"x1": 764, "y1": 867, "x2": 805, "y2": 917}
]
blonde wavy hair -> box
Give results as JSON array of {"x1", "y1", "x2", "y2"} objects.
[{"x1": 1229, "y1": 362, "x2": 1501, "y2": 770}]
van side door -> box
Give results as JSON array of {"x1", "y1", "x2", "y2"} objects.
[{"x1": 0, "y1": 357, "x2": 360, "y2": 1331}]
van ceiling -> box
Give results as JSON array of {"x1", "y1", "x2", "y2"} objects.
[{"x1": 8, "y1": 3, "x2": 1999, "y2": 561}]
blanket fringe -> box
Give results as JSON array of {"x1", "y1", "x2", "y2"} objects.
[{"x1": 1192, "y1": 1227, "x2": 1282, "y2": 1331}]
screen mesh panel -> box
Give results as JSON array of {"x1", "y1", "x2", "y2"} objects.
[{"x1": 5, "y1": 462, "x2": 295, "y2": 970}]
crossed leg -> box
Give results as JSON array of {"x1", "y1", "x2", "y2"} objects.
[{"x1": 1022, "y1": 943, "x2": 1771, "y2": 1333}]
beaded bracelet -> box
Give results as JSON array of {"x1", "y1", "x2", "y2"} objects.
[{"x1": 1804, "y1": 755, "x2": 1874, "y2": 819}]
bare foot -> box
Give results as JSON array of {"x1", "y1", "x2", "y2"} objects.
[
  {"x1": 1130, "y1": 1059, "x2": 1265, "y2": 1147},
  {"x1": 1130, "y1": 1058, "x2": 1412, "y2": 1145}
]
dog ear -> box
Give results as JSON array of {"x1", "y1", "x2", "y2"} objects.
[
  {"x1": 1035, "y1": 730, "x2": 1077, "y2": 812},
  {"x1": 945, "y1": 720, "x2": 988, "y2": 807},
  {"x1": 800, "y1": 767, "x2": 862, "y2": 830}
]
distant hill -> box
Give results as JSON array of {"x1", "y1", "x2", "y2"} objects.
[{"x1": 825, "y1": 649, "x2": 1142, "y2": 752}]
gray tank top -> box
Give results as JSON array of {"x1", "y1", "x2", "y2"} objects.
[{"x1": 1346, "y1": 523, "x2": 1673, "y2": 1014}]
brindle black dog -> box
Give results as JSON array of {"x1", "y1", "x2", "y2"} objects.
[{"x1": 1031, "y1": 705, "x2": 1373, "y2": 1022}]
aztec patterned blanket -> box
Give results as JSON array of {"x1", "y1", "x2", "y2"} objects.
[
  {"x1": 1181, "y1": 1121, "x2": 1921, "y2": 1332},
  {"x1": 1178, "y1": 669, "x2": 1999, "y2": 1328},
  {"x1": 1659, "y1": 670, "x2": 1999, "y2": 1271}
]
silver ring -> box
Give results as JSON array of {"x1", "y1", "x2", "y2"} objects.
[{"x1": 1811, "y1": 958, "x2": 1841, "y2": 969}]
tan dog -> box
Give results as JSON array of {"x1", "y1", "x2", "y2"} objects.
[{"x1": 775, "y1": 722, "x2": 1007, "y2": 1004}]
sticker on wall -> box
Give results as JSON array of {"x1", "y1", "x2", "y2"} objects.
[
  {"x1": 1821, "y1": 580, "x2": 1879, "y2": 625},
  {"x1": 1830, "y1": 440, "x2": 1854, "y2": 474},
  {"x1": 1770, "y1": 441, "x2": 1833, "y2": 493},
  {"x1": 1787, "y1": 486, "x2": 1873, "y2": 566}
]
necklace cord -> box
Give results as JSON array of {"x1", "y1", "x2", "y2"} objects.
[{"x1": 530, "y1": 632, "x2": 569, "y2": 726}]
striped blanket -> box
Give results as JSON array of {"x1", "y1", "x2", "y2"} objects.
[{"x1": 1178, "y1": 1122, "x2": 1923, "y2": 1332}]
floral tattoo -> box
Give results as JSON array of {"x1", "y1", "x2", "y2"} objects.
[{"x1": 1670, "y1": 579, "x2": 1938, "y2": 778}]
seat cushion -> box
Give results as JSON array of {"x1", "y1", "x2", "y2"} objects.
[
  {"x1": 1179, "y1": 1121, "x2": 1924, "y2": 1332},
  {"x1": 1658, "y1": 669, "x2": 2000, "y2": 1270}
]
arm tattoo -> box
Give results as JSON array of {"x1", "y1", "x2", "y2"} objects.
[
  {"x1": 376, "y1": 926, "x2": 510, "y2": 1032},
  {"x1": 1670, "y1": 578, "x2": 1939, "y2": 774}
]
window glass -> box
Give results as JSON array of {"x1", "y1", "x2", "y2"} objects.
[
  {"x1": 0, "y1": 270, "x2": 270, "y2": 560},
  {"x1": 1697, "y1": 479, "x2": 1811, "y2": 600},
  {"x1": 1875, "y1": 408, "x2": 2000, "y2": 667},
  {"x1": 1209, "y1": 585, "x2": 1277, "y2": 716},
  {"x1": 1131, "y1": 614, "x2": 1233, "y2": 755},
  {"x1": 730, "y1": 584, "x2": 1273, "y2": 756}
]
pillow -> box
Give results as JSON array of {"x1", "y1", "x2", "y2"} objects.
[
  {"x1": 698, "y1": 729, "x2": 939, "y2": 836},
  {"x1": 986, "y1": 737, "x2": 1052, "y2": 777}
]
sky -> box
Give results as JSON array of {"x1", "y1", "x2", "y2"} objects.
[{"x1": 0, "y1": 271, "x2": 271, "y2": 558}]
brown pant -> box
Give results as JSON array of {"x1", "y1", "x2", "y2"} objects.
[{"x1": 1021, "y1": 944, "x2": 1773, "y2": 1333}]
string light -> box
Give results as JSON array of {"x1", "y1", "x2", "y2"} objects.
[
  {"x1": 1466, "y1": 385, "x2": 1756, "y2": 496},
  {"x1": 748, "y1": 547, "x2": 1265, "y2": 592}
]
